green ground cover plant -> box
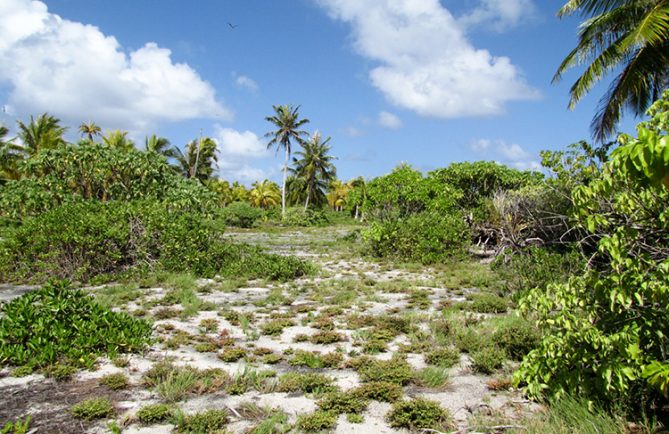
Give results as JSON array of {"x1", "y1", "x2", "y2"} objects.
[
  {"x1": 0, "y1": 280, "x2": 151, "y2": 371},
  {"x1": 386, "y1": 398, "x2": 452, "y2": 431},
  {"x1": 70, "y1": 397, "x2": 114, "y2": 420}
]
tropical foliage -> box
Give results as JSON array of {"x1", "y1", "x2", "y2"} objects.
[
  {"x1": 555, "y1": 0, "x2": 669, "y2": 141},
  {"x1": 290, "y1": 131, "x2": 337, "y2": 210},
  {"x1": 265, "y1": 104, "x2": 310, "y2": 216}
]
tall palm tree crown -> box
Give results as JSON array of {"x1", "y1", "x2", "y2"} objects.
[
  {"x1": 291, "y1": 131, "x2": 337, "y2": 210},
  {"x1": 145, "y1": 134, "x2": 178, "y2": 159},
  {"x1": 174, "y1": 137, "x2": 218, "y2": 182},
  {"x1": 17, "y1": 113, "x2": 67, "y2": 156},
  {"x1": 250, "y1": 179, "x2": 281, "y2": 209},
  {"x1": 78, "y1": 121, "x2": 101, "y2": 142},
  {"x1": 265, "y1": 104, "x2": 310, "y2": 217},
  {"x1": 102, "y1": 130, "x2": 135, "y2": 151},
  {"x1": 554, "y1": 0, "x2": 669, "y2": 141}
]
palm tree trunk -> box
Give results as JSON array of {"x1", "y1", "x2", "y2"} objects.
[
  {"x1": 354, "y1": 204, "x2": 359, "y2": 220},
  {"x1": 282, "y1": 147, "x2": 288, "y2": 218},
  {"x1": 304, "y1": 179, "x2": 311, "y2": 211}
]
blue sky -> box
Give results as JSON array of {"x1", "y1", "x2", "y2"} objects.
[{"x1": 0, "y1": 0, "x2": 638, "y2": 184}]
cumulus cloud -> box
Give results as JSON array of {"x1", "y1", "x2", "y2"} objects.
[
  {"x1": 378, "y1": 111, "x2": 402, "y2": 129},
  {"x1": 315, "y1": 0, "x2": 539, "y2": 118},
  {"x1": 214, "y1": 125, "x2": 268, "y2": 158},
  {"x1": 342, "y1": 126, "x2": 364, "y2": 137},
  {"x1": 235, "y1": 75, "x2": 259, "y2": 92},
  {"x1": 458, "y1": 0, "x2": 537, "y2": 32},
  {"x1": 470, "y1": 138, "x2": 540, "y2": 170},
  {"x1": 0, "y1": 0, "x2": 230, "y2": 132},
  {"x1": 213, "y1": 125, "x2": 270, "y2": 182}
]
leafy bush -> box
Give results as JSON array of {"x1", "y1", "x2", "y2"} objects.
[
  {"x1": 386, "y1": 398, "x2": 451, "y2": 430},
  {"x1": 276, "y1": 372, "x2": 337, "y2": 394},
  {"x1": 71, "y1": 397, "x2": 114, "y2": 420},
  {"x1": 492, "y1": 246, "x2": 584, "y2": 296},
  {"x1": 218, "y1": 201, "x2": 263, "y2": 228},
  {"x1": 492, "y1": 316, "x2": 540, "y2": 361},
  {"x1": 0, "y1": 280, "x2": 151, "y2": 369},
  {"x1": 0, "y1": 201, "x2": 312, "y2": 283},
  {"x1": 282, "y1": 207, "x2": 330, "y2": 227},
  {"x1": 136, "y1": 404, "x2": 174, "y2": 424},
  {"x1": 218, "y1": 347, "x2": 247, "y2": 362},
  {"x1": 516, "y1": 95, "x2": 669, "y2": 414},
  {"x1": 362, "y1": 211, "x2": 468, "y2": 264},
  {"x1": 0, "y1": 144, "x2": 215, "y2": 220}
]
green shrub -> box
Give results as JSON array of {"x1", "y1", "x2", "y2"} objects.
[
  {"x1": 174, "y1": 409, "x2": 228, "y2": 433},
  {"x1": 282, "y1": 207, "x2": 330, "y2": 227},
  {"x1": 352, "y1": 381, "x2": 403, "y2": 402},
  {"x1": 470, "y1": 346, "x2": 506, "y2": 374},
  {"x1": 136, "y1": 403, "x2": 174, "y2": 424},
  {"x1": 492, "y1": 246, "x2": 584, "y2": 296},
  {"x1": 289, "y1": 351, "x2": 324, "y2": 369},
  {"x1": 317, "y1": 391, "x2": 368, "y2": 414},
  {"x1": 321, "y1": 352, "x2": 344, "y2": 368},
  {"x1": 0, "y1": 280, "x2": 151, "y2": 369},
  {"x1": 296, "y1": 411, "x2": 337, "y2": 432},
  {"x1": 386, "y1": 398, "x2": 451, "y2": 430},
  {"x1": 43, "y1": 363, "x2": 77, "y2": 381},
  {"x1": 219, "y1": 202, "x2": 263, "y2": 228},
  {"x1": 413, "y1": 366, "x2": 450, "y2": 389},
  {"x1": 100, "y1": 373, "x2": 130, "y2": 390},
  {"x1": 424, "y1": 346, "x2": 460, "y2": 367},
  {"x1": 492, "y1": 316, "x2": 540, "y2": 360},
  {"x1": 362, "y1": 211, "x2": 468, "y2": 264},
  {"x1": 218, "y1": 347, "x2": 247, "y2": 362},
  {"x1": 467, "y1": 293, "x2": 508, "y2": 314},
  {"x1": 0, "y1": 144, "x2": 216, "y2": 220},
  {"x1": 0, "y1": 201, "x2": 312, "y2": 283},
  {"x1": 71, "y1": 397, "x2": 114, "y2": 420},
  {"x1": 357, "y1": 357, "x2": 413, "y2": 385}
]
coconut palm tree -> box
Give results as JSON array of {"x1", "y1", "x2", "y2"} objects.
[
  {"x1": 0, "y1": 125, "x2": 22, "y2": 182},
  {"x1": 16, "y1": 113, "x2": 67, "y2": 156},
  {"x1": 554, "y1": 0, "x2": 669, "y2": 141},
  {"x1": 102, "y1": 130, "x2": 135, "y2": 151},
  {"x1": 291, "y1": 131, "x2": 337, "y2": 210},
  {"x1": 145, "y1": 134, "x2": 178, "y2": 158},
  {"x1": 231, "y1": 181, "x2": 250, "y2": 202},
  {"x1": 265, "y1": 104, "x2": 310, "y2": 217},
  {"x1": 78, "y1": 121, "x2": 102, "y2": 142},
  {"x1": 327, "y1": 179, "x2": 352, "y2": 212},
  {"x1": 348, "y1": 176, "x2": 367, "y2": 220},
  {"x1": 250, "y1": 179, "x2": 281, "y2": 209},
  {"x1": 174, "y1": 136, "x2": 218, "y2": 182},
  {"x1": 206, "y1": 178, "x2": 233, "y2": 206}
]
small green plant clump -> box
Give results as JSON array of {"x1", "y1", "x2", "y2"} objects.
[
  {"x1": 310, "y1": 330, "x2": 346, "y2": 344},
  {"x1": 467, "y1": 293, "x2": 508, "y2": 314},
  {"x1": 317, "y1": 391, "x2": 369, "y2": 414},
  {"x1": 71, "y1": 397, "x2": 115, "y2": 421},
  {"x1": 276, "y1": 372, "x2": 338, "y2": 395},
  {"x1": 470, "y1": 346, "x2": 507, "y2": 374},
  {"x1": 100, "y1": 373, "x2": 130, "y2": 390},
  {"x1": 218, "y1": 347, "x2": 247, "y2": 362},
  {"x1": 174, "y1": 409, "x2": 228, "y2": 433},
  {"x1": 296, "y1": 411, "x2": 337, "y2": 432},
  {"x1": 425, "y1": 346, "x2": 460, "y2": 367},
  {"x1": 352, "y1": 381, "x2": 403, "y2": 402},
  {"x1": 136, "y1": 403, "x2": 174, "y2": 424},
  {"x1": 0, "y1": 280, "x2": 152, "y2": 370},
  {"x1": 386, "y1": 398, "x2": 452, "y2": 431},
  {"x1": 0, "y1": 416, "x2": 31, "y2": 434},
  {"x1": 357, "y1": 357, "x2": 413, "y2": 385},
  {"x1": 260, "y1": 319, "x2": 295, "y2": 336}
]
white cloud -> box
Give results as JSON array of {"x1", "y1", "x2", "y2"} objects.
[
  {"x1": 342, "y1": 126, "x2": 364, "y2": 137},
  {"x1": 470, "y1": 138, "x2": 540, "y2": 170},
  {"x1": 315, "y1": 0, "x2": 539, "y2": 118},
  {"x1": 214, "y1": 125, "x2": 268, "y2": 158},
  {"x1": 0, "y1": 0, "x2": 230, "y2": 132},
  {"x1": 235, "y1": 75, "x2": 259, "y2": 92},
  {"x1": 378, "y1": 111, "x2": 402, "y2": 129},
  {"x1": 458, "y1": 0, "x2": 537, "y2": 32},
  {"x1": 212, "y1": 125, "x2": 270, "y2": 183}
]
